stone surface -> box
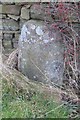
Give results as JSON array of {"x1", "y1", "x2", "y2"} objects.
[
  {"x1": 0, "y1": 19, "x2": 19, "y2": 31},
  {"x1": 3, "y1": 39, "x2": 12, "y2": 48},
  {"x1": 18, "y1": 20, "x2": 64, "y2": 85},
  {"x1": 21, "y1": 7, "x2": 30, "y2": 20},
  {"x1": 3, "y1": 33, "x2": 13, "y2": 40},
  {"x1": 0, "y1": 19, "x2": 2, "y2": 30},
  {"x1": 30, "y1": 4, "x2": 53, "y2": 22},
  {"x1": 0, "y1": 5, "x2": 21, "y2": 15},
  {"x1": 23, "y1": 4, "x2": 31, "y2": 9},
  {"x1": 0, "y1": 14, "x2": 6, "y2": 19},
  {"x1": 12, "y1": 38, "x2": 18, "y2": 48},
  {"x1": 8, "y1": 14, "x2": 19, "y2": 21},
  {"x1": 0, "y1": 31, "x2": 3, "y2": 39},
  {"x1": 19, "y1": 19, "x2": 28, "y2": 29},
  {"x1": 15, "y1": 33, "x2": 20, "y2": 40}
]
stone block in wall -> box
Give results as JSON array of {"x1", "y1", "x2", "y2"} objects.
[
  {"x1": 0, "y1": 30, "x2": 3, "y2": 39},
  {"x1": 0, "y1": 14, "x2": 2, "y2": 19},
  {"x1": 12, "y1": 38, "x2": 18, "y2": 48},
  {"x1": 15, "y1": 2, "x2": 28, "y2": 5},
  {"x1": 0, "y1": 5, "x2": 21, "y2": 15},
  {"x1": 8, "y1": 14, "x2": 20, "y2": 21},
  {"x1": 3, "y1": 33, "x2": 13, "y2": 40},
  {"x1": 15, "y1": 2, "x2": 32, "y2": 6},
  {"x1": 30, "y1": 4, "x2": 53, "y2": 22},
  {"x1": 0, "y1": 19, "x2": 19, "y2": 31},
  {"x1": 0, "y1": 19, "x2": 2, "y2": 30},
  {"x1": 15, "y1": 33, "x2": 20, "y2": 40},
  {"x1": 0, "y1": 14, "x2": 6, "y2": 19},
  {"x1": 0, "y1": 1, "x2": 15, "y2": 5},
  {"x1": 23, "y1": 4, "x2": 31, "y2": 9},
  {"x1": 21, "y1": 6, "x2": 30, "y2": 20},
  {"x1": 3, "y1": 39, "x2": 12, "y2": 48}
]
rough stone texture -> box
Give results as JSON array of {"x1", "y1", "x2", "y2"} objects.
[
  {"x1": 0, "y1": 19, "x2": 2, "y2": 30},
  {"x1": 0, "y1": 5, "x2": 21, "y2": 15},
  {"x1": 0, "y1": 1, "x2": 15, "y2": 5},
  {"x1": 23, "y1": 4, "x2": 31, "y2": 9},
  {"x1": 15, "y1": 33, "x2": 20, "y2": 40},
  {"x1": 19, "y1": 18, "x2": 28, "y2": 29},
  {"x1": 21, "y1": 7, "x2": 30, "y2": 20},
  {"x1": 8, "y1": 14, "x2": 19, "y2": 21},
  {"x1": 12, "y1": 38, "x2": 18, "y2": 48},
  {"x1": 15, "y1": 2, "x2": 29, "y2": 5},
  {"x1": 18, "y1": 20, "x2": 64, "y2": 85},
  {"x1": 0, "y1": 14, "x2": 6, "y2": 19},
  {"x1": 1, "y1": 19, "x2": 19, "y2": 31},
  {"x1": 30, "y1": 4, "x2": 53, "y2": 22},
  {"x1": 0, "y1": 14, "x2": 2, "y2": 19},
  {"x1": 3, "y1": 33, "x2": 13, "y2": 40},
  {"x1": 3, "y1": 40, "x2": 11, "y2": 48},
  {"x1": 0, "y1": 31, "x2": 3, "y2": 39}
]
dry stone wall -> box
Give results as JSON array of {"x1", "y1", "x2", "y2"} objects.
[
  {"x1": 0, "y1": 2, "x2": 79, "y2": 53},
  {"x1": 0, "y1": 2, "x2": 79, "y2": 85}
]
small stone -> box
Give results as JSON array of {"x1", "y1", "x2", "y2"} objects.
[
  {"x1": 8, "y1": 14, "x2": 19, "y2": 21},
  {"x1": 1, "y1": 19, "x2": 19, "y2": 31},
  {"x1": 30, "y1": 4, "x2": 53, "y2": 22},
  {"x1": 0, "y1": 5, "x2": 21, "y2": 15},
  {"x1": 3, "y1": 40, "x2": 12, "y2": 48},
  {"x1": 0, "y1": 14, "x2": 6, "y2": 19},
  {"x1": 21, "y1": 7, "x2": 30, "y2": 20},
  {"x1": 24, "y1": 4, "x2": 31, "y2": 9},
  {"x1": 12, "y1": 38, "x2": 18, "y2": 48},
  {"x1": 0, "y1": 19, "x2": 3, "y2": 30},
  {"x1": 3, "y1": 33, "x2": 13, "y2": 40},
  {"x1": 0, "y1": 31, "x2": 3, "y2": 39},
  {"x1": 15, "y1": 33, "x2": 20, "y2": 40}
]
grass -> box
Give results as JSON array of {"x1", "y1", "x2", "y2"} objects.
[{"x1": 2, "y1": 77, "x2": 79, "y2": 119}]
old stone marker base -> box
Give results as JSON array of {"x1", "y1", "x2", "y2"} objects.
[{"x1": 18, "y1": 20, "x2": 64, "y2": 86}]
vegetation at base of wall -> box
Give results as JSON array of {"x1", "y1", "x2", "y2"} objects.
[{"x1": 2, "y1": 78, "x2": 72, "y2": 118}]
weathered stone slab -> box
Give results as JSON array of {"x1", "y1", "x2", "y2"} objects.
[
  {"x1": 0, "y1": 5, "x2": 21, "y2": 15},
  {"x1": 0, "y1": 19, "x2": 19, "y2": 31},
  {"x1": 18, "y1": 20, "x2": 64, "y2": 86}
]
